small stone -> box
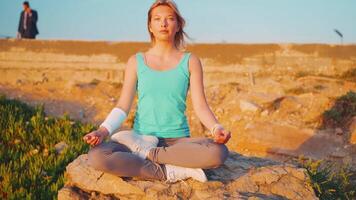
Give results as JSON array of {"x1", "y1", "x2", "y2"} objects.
[
  {"x1": 55, "y1": 141, "x2": 68, "y2": 154},
  {"x1": 240, "y1": 100, "x2": 261, "y2": 113},
  {"x1": 260, "y1": 110, "x2": 269, "y2": 116},
  {"x1": 91, "y1": 192, "x2": 96, "y2": 198},
  {"x1": 29, "y1": 149, "x2": 39, "y2": 155},
  {"x1": 244, "y1": 123, "x2": 254, "y2": 130},
  {"x1": 14, "y1": 139, "x2": 21, "y2": 144},
  {"x1": 41, "y1": 170, "x2": 48, "y2": 176},
  {"x1": 216, "y1": 108, "x2": 224, "y2": 114},
  {"x1": 79, "y1": 110, "x2": 85, "y2": 118},
  {"x1": 232, "y1": 115, "x2": 241, "y2": 121},
  {"x1": 335, "y1": 128, "x2": 343, "y2": 135},
  {"x1": 16, "y1": 79, "x2": 23, "y2": 85}
]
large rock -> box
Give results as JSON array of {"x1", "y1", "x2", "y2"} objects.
[
  {"x1": 239, "y1": 121, "x2": 345, "y2": 160},
  {"x1": 58, "y1": 153, "x2": 317, "y2": 200}
]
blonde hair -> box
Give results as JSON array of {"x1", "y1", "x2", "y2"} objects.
[{"x1": 147, "y1": 0, "x2": 188, "y2": 50}]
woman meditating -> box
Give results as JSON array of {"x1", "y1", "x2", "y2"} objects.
[{"x1": 83, "y1": 0, "x2": 231, "y2": 183}]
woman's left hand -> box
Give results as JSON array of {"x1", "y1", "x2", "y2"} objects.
[{"x1": 213, "y1": 128, "x2": 231, "y2": 144}]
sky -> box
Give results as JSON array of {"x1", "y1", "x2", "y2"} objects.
[{"x1": 0, "y1": 0, "x2": 355, "y2": 44}]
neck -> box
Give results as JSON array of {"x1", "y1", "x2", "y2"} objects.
[{"x1": 150, "y1": 40, "x2": 179, "y2": 56}]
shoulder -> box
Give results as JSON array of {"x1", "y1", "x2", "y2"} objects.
[
  {"x1": 188, "y1": 53, "x2": 202, "y2": 73},
  {"x1": 125, "y1": 54, "x2": 138, "y2": 72},
  {"x1": 127, "y1": 54, "x2": 137, "y2": 63}
]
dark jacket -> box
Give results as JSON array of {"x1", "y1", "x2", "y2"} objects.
[{"x1": 18, "y1": 10, "x2": 39, "y2": 37}]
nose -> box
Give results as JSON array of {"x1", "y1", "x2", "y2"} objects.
[{"x1": 160, "y1": 19, "x2": 168, "y2": 27}]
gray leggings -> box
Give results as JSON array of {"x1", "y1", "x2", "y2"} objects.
[{"x1": 87, "y1": 130, "x2": 229, "y2": 181}]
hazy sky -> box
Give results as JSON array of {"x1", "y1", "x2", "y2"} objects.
[{"x1": 1, "y1": 0, "x2": 355, "y2": 44}]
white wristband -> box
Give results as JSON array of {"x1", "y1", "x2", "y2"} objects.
[
  {"x1": 211, "y1": 123, "x2": 224, "y2": 136},
  {"x1": 100, "y1": 107, "x2": 127, "y2": 135}
]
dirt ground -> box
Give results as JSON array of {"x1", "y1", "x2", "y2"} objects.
[{"x1": 1, "y1": 39, "x2": 356, "y2": 170}]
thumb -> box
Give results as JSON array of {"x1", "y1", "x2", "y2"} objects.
[{"x1": 83, "y1": 135, "x2": 91, "y2": 141}]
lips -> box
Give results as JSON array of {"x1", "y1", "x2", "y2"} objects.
[{"x1": 159, "y1": 30, "x2": 169, "y2": 34}]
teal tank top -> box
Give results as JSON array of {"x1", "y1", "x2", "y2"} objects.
[{"x1": 133, "y1": 52, "x2": 191, "y2": 138}]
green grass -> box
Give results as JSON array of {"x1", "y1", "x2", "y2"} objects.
[
  {"x1": 322, "y1": 91, "x2": 356, "y2": 128},
  {"x1": 299, "y1": 157, "x2": 356, "y2": 200},
  {"x1": 0, "y1": 94, "x2": 95, "y2": 199}
]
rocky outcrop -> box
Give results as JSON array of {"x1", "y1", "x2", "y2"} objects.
[
  {"x1": 349, "y1": 117, "x2": 356, "y2": 145},
  {"x1": 58, "y1": 152, "x2": 317, "y2": 200}
]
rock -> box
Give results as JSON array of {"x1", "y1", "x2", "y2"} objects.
[
  {"x1": 240, "y1": 100, "x2": 262, "y2": 113},
  {"x1": 349, "y1": 117, "x2": 356, "y2": 144},
  {"x1": 55, "y1": 141, "x2": 68, "y2": 154},
  {"x1": 238, "y1": 121, "x2": 344, "y2": 160},
  {"x1": 330, "y1": 147, "x2": 348, "y2": 158},
  {"x1": 275, "y1": 96, "x2": 302, "y2": 113},
  {"x1": 296, "y1": 93, "x2": 330, "y2": 123},
  {"x1": 58, "y1": 186, "x2": 83, "y2": 200},
  {"x1": 335, "y1": 128, "x2": 343, "y2": 136},
  {"x1": 350, "y1": 132, "x2": 356, "y2": 144},
  {"x1": 58, "y1": 153, "x2": 317, "y2": 200}
]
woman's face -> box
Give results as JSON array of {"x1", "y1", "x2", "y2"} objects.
[{"x1": 149, "y1": 5, "x2": 179, "y2": 43}]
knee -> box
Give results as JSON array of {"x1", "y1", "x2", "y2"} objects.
[
  {"x1": 207, "y1": 143, "x2": 229, "y2": 168},
  {"x1": 87, "y1": 147, "x2": 107, "y2": 170}
]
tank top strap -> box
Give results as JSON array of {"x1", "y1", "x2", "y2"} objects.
[
  {"x1": 135, "y1": 52, "x2": 148, "y2": 75},
  {"x1": 179, "y1": 52, "x2": 191, "y2": 78}
]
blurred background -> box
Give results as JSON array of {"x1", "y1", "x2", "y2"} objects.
[{"x1": 1, "y1": 0, "x2": 356, "y2": 43}]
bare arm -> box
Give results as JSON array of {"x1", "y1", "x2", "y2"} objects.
[
  {"x1": 189, "y1": 54, "x2": 218, "y2": 132},
  {"x1": 189, "y1": 54, "x2": 231, "y2": 144},
  {"x1": 115, "y1": 55, "x2": 138, "y2": 113},
  {"x1": 84, "y1": 55, "x2": 137, "y2": 144}
]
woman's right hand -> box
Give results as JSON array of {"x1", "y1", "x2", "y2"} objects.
[{"x1": 83, "y1": 127, "x2": 109, "y2": 146}]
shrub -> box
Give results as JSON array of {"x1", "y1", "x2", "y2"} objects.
[
  {"x1": 299, "y1": 157, "x2": 356, "y2": 200},
  {"x1": 0, "y1": 95, "x2": 95, "y2": 199}
]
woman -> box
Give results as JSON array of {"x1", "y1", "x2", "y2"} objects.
[{"x1": 83, "y1": 0, "x2": 231, "y2": 183}]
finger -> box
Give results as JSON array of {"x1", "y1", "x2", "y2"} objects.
[
  {"x1": 221, "y1": 130, "x2": 229, "y2": 136},
  {"x1": 86, "y1": 135, "x2": 93, "y2": 142},
  {"x1": 216, "y1": 139, "x2": 224, "y2": 144},
  {"x1": 90, "y1": 137, "x2": 98, "y2": 144},
  {"x1": 214, "y1": 136, "x2": 224, "y2": 144},
  {"x1": 92, "y1": 137, "x2": 99, "y2": 145},
  {"x1": 88, "y1": 136, "x2": 97, "y2": 144},
  {"x1": 214, "y1": 134, "x2": 223, "y2": 142},
  {"x1": 215, "y1": 133, "x2": 227, "y2": 144},
  {"x1": 83, "y1": 135, "x2": 90, "y2": 141},
  {"x1": 223, "y1": 135, "x2": 231, "y2": 144},
  {"x1": 94, "y1": 137, "x2": 100, "y2": 145}
]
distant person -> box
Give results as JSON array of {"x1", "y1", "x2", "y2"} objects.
[
  {"x1": 17, "y1": 1, "x2": 39, "y2": 39},
  {"x1": 83, "y1": 0, "x2": 231, "y2": 183}
]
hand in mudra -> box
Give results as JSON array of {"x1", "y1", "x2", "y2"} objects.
[
  {"x1": 83, "y1": 127, "x2": 109, "y2": 146},
  {"x1": 213, "y1": 128, "x2": 231, "y2": 144}
]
